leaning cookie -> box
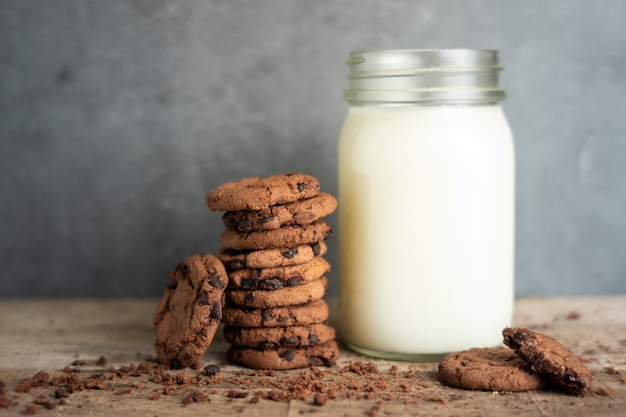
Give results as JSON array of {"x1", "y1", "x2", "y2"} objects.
[
  {"x1": 221, "y1": 220, "x2": 334, "y2": 250},
  {"x1": 502, "y1": 327, "x2": 592, "y2": 396},
  {"x1": 222, "y1": 192, "x2": 337, "y2": 232},
  {"x1": 227, "y1": 341, "x2": 340, "y2": 370},
  {"x1": 222, "y1": 299, "x2": 330, "y2": 328},
  {"x1": 153, "y1": 254, "x2": 228, "y2": 369},
  {"x1": 224, "y1": 323, "x2": 336, "y2": 349},
  {"x1": 217, "y1": 242, "x2": 327, "y2": 270},
  {"x1": 439, "y1": 347, "x2": 546, "y2": 392},
  {"x1": 227, "y1": 277, "x2": 328, "y2": 309},
  {"x1": 206, "y1": 173, "x2": 320, "y2": 212},
  {"x1": 228, "y1": 257, "x2": 331, "y2": 290}
]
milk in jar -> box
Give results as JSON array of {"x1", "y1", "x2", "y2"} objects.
[{"x1": 337, "y1": 49, "x2": 515, "y2": 360}]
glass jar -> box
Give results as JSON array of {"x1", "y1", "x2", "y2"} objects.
[{"x1": 338, "y1": 49, "x2": 515, "y2": 361}]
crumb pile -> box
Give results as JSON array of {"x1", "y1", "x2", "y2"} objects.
[{"x1": 205, "y1": 173, "x2": 339, "y2": 369}]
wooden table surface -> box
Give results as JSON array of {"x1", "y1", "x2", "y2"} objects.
[{"x1": 1, "y1": 296, "x2": 625, "y2": 416}]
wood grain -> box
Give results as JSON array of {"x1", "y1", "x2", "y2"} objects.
[{"x1": 0, "y1": 296, "x2": 624, "y2": 416}]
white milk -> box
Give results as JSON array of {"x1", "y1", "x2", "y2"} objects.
[{"x1": 338, "y1": 104, "x2": 514, "y2": 359}]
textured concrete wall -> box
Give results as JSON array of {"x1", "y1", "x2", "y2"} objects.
[{"x1": 1, "y1": 0, "x2": 625, "y2": 297}]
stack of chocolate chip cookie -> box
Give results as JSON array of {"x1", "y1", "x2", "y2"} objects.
[{"x1": 205, "y1": 173, "x2": 340, "y2": 370}]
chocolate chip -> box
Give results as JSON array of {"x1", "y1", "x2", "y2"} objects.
[
  {"x1": 166, "y1": 278, "x2": 178, "y2": 289},
  {"x1": 203, "y1": 364, "x2": 221, "y2": 377},
  {"x1": 210, "y1": 304, "x2": 221, "y2": 320},
  {"x1": 238, "y1": 219, "x2": 253, "y2": 230},
  {"x1": 228, "y1": 260, "x2": 246, "y2": 269},
  {"x1": 259, "y1": 342, "x2": 273, "y2": 350},
  {"x1": 170, "y1": 359, "x2": 183, "y2": 370},
  {"x1": 282, "y1": 248, "x2": 297, "y2": 259},
  {"x1": 281, "y1": 350, "x2": 296, "y2": 361},
  {"x1": 244, "y1": 293, "x2": 254, "y2": 305},
  {"x1": 286, "y1": 278, "x2": 302, "y2": 287},
  {"x1": 311, "y1": 242, "x2": 321, "y2": 256},
  {"x1": 258, "y1": 216, "x2": 276, "y2": 225},
  {"x1": 54, "y1": 388, "x2": 68, "y2": 398},
  {"x1": 208, "y1": 272, "x2": 225, "y2": 289},
  {"x1": 198, "y1": 291, "x2": 210, "y2": 305},
  {"x1": 262, "y1": 309, "x2": 273, "y2": 323},
  {"x1": 282, "y1": 337, "x2": 298, "y2": 345},
  {"x1": 241, "y1": 279, "x2": 259, "y2": 290},
  {"x1": 176, "y1": 262, "x2": 190, "y2": 276},
  {"x1": 276, "y1": 316, "x2": 289, "y2": 323},
  {"x1": 309, "y1": 334, "x2": 320, "y2": 344},
  {"x1": 297, "y1": 182, "x2": 305, "y2": 192},
  {"x1": 262, "y1": 278, "x2": 283, "y2": 290},
  {"x1": 322, "y1": 229, "x2": 334, "y2": 239},
  {"x1": 200, "y1": 328, "x2": 208, "y2": 337}
]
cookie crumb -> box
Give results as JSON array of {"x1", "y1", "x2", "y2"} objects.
[
  {"x1": 33, "y1": 394, "x2": 55, "y2": 410},
  {"x1": 84, "y1": 374, "x2": 108, "y2": 390},
  {"x1": 182, "y1": 391, "x2": 208, "y2": 405},
  {"x1": 595, "y1": 387, "x2": 614, "y2": 396},
  {"x1": 23, "y1": 405, "x2": 40, "y2": 415},
  {"x1": 312, "y1": 393, "x2": 327, "y2": 406},
  {"x1": 342, "y1": 361, "x2": 379, "y2": 375},
  {"x1": 227, "y1": 390, "x2": 249, "y2": 399},
  {"x1": 364, "y1": 401, "x2": 382, "y2": 416},
  {"x1": 96, "y1": 355, "x2": 107, "y2": 366},
  {"x1": 0, "y1": 396, "x2": 12, "y2": 408},
  {"x1": 16, "y1": 371, "x2": 50, "y2": 393},
  {"x1": 566, "y1": 311, "x2": 581, "y2": 320}
]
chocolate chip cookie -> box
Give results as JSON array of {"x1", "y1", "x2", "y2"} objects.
[
  {"x1": 206, "y1": 173, "x2": 320, "y2": 212},
  {"x1": 228, "y1": 257, "x2": 330, "y2": 290},
  {"x1": 227, "y1": 340, "x2": 339, "y2": 370},
  {"x1": 153, "y1": 254, "x2": 228, "y2": 369},
  {"x1": 439, "y1": 347, "x2": 546, "y2": 392},
  {"x1": 221, "y1": 299, "x2": 330, "y2": 328},
  {"x1": 224, "y1": 323, "x2": 336, "y2": 349},
  {"x1": 216, "y1": 242, "x2": 327, "y2": 270},
  {"x1": 220, "y1": 220, "x2": 334, "y2": 250},
  {"x1": 227, "y1": 277, "x2": 328, "y2": 308},
  {"x1": 502, "y1": 327, "x2": 592, "y2": 396},
  {"x1": 222, "y1": 192, "x2": 337, "y2": 231}
]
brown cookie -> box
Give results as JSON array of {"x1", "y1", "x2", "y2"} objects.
[
  {"x1": 153, "y1": 254, "x2": 228, "y2": 369},
  {"x1": 438, "y1": 347, "x2": 546, "y2": 392},
  {"x1": 206, "y1": 173, "x2": 320, "y2": 212},
  {"x1": 227, "y1": 340, "x2": 339, "y2": 370},
  {"x1": 227, "y1": 277, "x2": 328, "y2": 308},
  {"x1": 224, "y1": 323, "x2": 336, "y2": 349},
  {"x1": 222, "y1": 192, "x2": 337, "y2": 232},
  {"x1": 502, "y1": 327, "x2": 592, "y2": 396},
  {"x1": 217, "y1": 241, "x2": 327, "y2": 270},
  {"x1": 221, "y1": 220, "x2": 334, "y2": 250},
  {"x1": 221, "y1": 299, "x2": 330, "y2": 327},
  {"x1": 228, "y1": 257, "x2": 331, "y2": 290}
]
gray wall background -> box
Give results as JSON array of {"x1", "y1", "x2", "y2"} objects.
[{"x1": 1, "y1": 0, "x2": 625, "y2": 298}]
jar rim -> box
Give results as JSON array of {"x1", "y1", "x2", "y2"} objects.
[{"x1": 344, "y1": 49, "x2": 505, "y2": 104}]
